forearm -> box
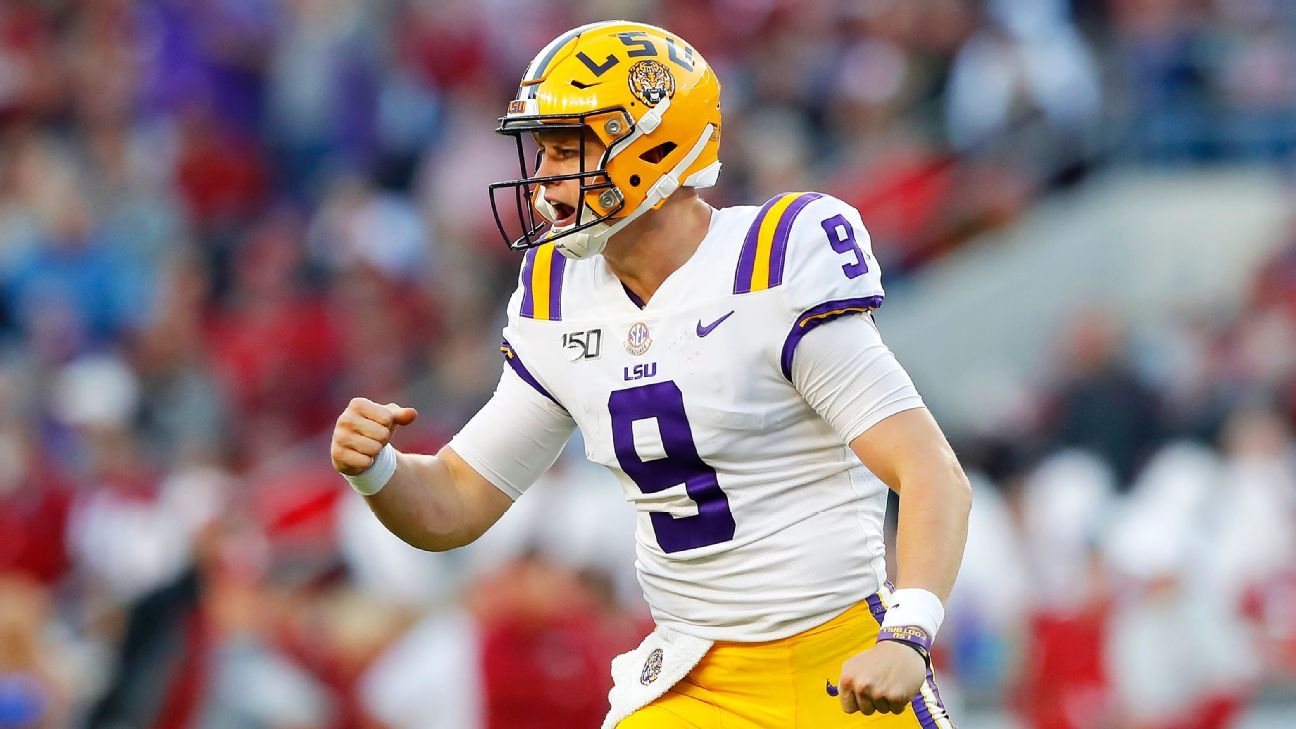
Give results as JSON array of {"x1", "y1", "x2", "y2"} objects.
[
  {"x1": 847, "y1": 407, "x2": 972, "y2": 603},
  {"x1": 364, "y1": 447, "x2": 505, "y2": 552},
  {"x1": 892, "y1": 452, "x2": 971, "y2": 602}
]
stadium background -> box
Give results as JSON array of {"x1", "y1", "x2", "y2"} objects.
[{"x1": 2, "y1": 0, "x2": 1295, "y2": 727}]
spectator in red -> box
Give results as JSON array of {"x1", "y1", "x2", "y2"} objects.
[
  {"x1": 470, "y1": 554, "x2": 648, "y2": 729},
  {"x1": 0, "y1": 422, "x2": 72, "y2": 585}
]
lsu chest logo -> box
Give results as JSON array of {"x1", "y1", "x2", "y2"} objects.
[{"x1": 623, "y1": 362, "x2": 657, "y2": 381}]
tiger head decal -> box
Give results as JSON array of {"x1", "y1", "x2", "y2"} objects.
[{"x1": 627, "y1": 59, "x2": 676, "y2": 107}]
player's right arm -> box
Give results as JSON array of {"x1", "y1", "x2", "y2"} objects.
[
  {"x1": 330, "y1": 398, "x2": 511, "y2": 551},
  {"x1": 333, "y1": 253, "x2": 577, "y2": 552},
  {"x1": 331, "y1": 357, "x2": 576, "y2": 551}
]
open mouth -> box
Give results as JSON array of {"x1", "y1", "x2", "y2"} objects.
[{"x1": 551, "y1": 201, "x2": 577, "y2": 227}]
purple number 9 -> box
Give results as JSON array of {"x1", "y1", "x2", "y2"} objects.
[
  {"x1": 821, "y1": 214, "x2": 868, "y2": 279},
  {"x1": 609, "y1": 381, "x2": 735, "y2": 553}
]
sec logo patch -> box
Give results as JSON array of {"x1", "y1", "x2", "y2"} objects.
[{"x1": 625, "y1": 321, "x2": 652, "y2": 356}]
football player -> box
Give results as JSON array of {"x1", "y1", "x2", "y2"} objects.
[{"x1": 330, "y1": 21, "x2": 970, "y2": 729}]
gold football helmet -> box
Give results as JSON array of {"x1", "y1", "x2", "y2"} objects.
[{"x1": 489, "y1": 21, "x2": 722, "y2": 258}]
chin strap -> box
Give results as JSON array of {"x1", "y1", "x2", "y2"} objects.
[
  {"x1": 609, "y1": 95, "x2": 719, "y2": 190},
  {"x1": 683, "y1": 160, "x2": 721, "y2": 189},
  {"x1": 553, "y1": 121, "x2": 717, "y2": 260}
]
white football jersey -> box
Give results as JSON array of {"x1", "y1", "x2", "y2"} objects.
[{"x1": 478, "y1": 192, "x2": 918, "y2": 641}]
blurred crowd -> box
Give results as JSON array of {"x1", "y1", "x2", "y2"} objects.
[
  {"x1": 2, "y1": 0, "x2": 1296, "y2": 728},
  {"x1": 945, "y1": 245, "x2": 1296, "y2": 728}
]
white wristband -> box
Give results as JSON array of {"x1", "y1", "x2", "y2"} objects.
[
  {"x1": 881, "y1": 587, "x2": 946, "y2": 640},
  {"x1": 344, "y1": 444, "x2": 398, "y2": 496}
]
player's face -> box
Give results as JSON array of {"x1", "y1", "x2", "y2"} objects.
[{"x1": 532, "y1": 129, "x2": 607, "y2": 226}]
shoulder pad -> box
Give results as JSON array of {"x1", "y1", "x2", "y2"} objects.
[
  {"x1": 733, "y1": 192, "x2": 825, "y2": 295},
  {"x1": 767, "y1": 193, "x2": 886, "y2": 379}
]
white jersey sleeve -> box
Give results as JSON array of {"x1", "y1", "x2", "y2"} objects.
[
  {"x1": 447, "y1": 364, "x2": 575, "y2": 499},
  {"x1": 773, "y1": 192, "x2": 922, "y2": 442},
  {"x1": 773, "y1": 192, "x2": 886, "y2": 380},
  {"x1": 792, "y1": 314, "x2": 924, "y2": 444},
  {"x1": 447, "y1": 268, "x2": 577, "y2": 499}
]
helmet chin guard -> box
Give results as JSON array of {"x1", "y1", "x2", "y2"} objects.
[
  {"x1": 536, "y1": 198, "x2": 612, "y2": 259},
  {"x1": 554, "y1": 221, "x2": 614, "y2": 259}
]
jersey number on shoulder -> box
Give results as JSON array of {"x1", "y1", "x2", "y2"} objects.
[
  {"x1": 821, "y1": 214, "x2": 869, "y2": 279},
  {"x1": 609, "y1": 381, "x2": 735, "y2": 553}
]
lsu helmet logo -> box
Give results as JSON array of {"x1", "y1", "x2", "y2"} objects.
[{"x1": 627, "y1": 59, "x2": 675, "y2": 106}]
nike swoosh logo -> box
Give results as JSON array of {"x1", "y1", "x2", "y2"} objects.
[{"x1": 696, "y1": 311, "x2": 735, "y2": 337}]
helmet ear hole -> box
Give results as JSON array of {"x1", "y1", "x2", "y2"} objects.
[
  {"x1": 639, "y1": 142, "x2": 677, "y2": 164},
  {"x1": 629, "y1": 175, "x2": 641, "y2": 187}
]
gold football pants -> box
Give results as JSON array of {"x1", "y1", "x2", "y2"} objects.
[{"x1": 618, "y1": 588, "x2": 954, "y2": 728}]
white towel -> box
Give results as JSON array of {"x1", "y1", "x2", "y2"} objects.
[{"x1": 600, "y1": 625, "x2": 714, "y2": 729}]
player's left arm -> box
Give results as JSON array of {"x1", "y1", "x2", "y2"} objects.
[
  {"x1": 777, "y1": 193, "x2": 970, "y2": 716},
  {"x1": 852, "y1": 407, "x2": 971, "y2": 604},
  {"x1": 792, "y1": 315, "x2": 971, "y2": 716},
  {"x1": 842, "y1": 408, "x2": 971, "y2": 716}
]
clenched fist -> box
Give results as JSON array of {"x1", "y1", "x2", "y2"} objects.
[
  {"x1": 837, "y1": 640, "x2": 927, "y2": 716},
  {"x1": 331, "y1": 397, "x2": 418, "y2": 476}
]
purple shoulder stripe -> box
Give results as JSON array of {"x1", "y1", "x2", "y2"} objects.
[
  {"x1": 766, "y1": 192, "x2": 822, "y2": 288},
  {"x1": 499, "y1": 338, "x2": 565, "y2": 410},
  {"x1": 733, "y1": 196, "x2": 782, "y2": 294},
  {"x1": 519, "y1": 245, "x2": 566, "y2": 321},
  {"x1": 779, "y1": 295, "x2": 885, "y2": 380},
  {"x1": 519, "y1": 248, "x2": 538, "y2": 319},
  {"x1": 733, "y1": 192, "x2": 824, "y2": 294},
  {"x1": 549, "y1": 248, "x2": 568, "y2": 321}
]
